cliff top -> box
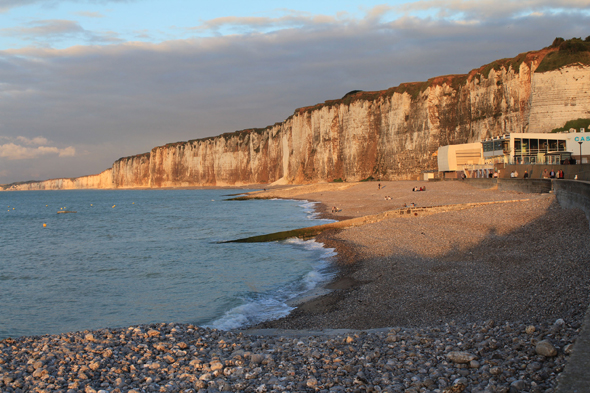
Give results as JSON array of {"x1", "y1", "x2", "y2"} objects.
[
  {"x1": 148, "y1": 37, "x2": 589, "y2": 152},
  {"x1": 535, "y1": 36, "x2": 590, "y2": 73},
  {"x1": 292, "y1": 37, "x2": 589, "y2": 116}
]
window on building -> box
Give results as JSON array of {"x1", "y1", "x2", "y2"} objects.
[
  {"x1": 549, "y1": 140, "x2": 557, "y2": 151},
  {"x1": 540, "y1": 140, "x2": 548, "y2": 151},
  {"x1": 559, "y1": 140, "x2": 566, "y2": 151}
]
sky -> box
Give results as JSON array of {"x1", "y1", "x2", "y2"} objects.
[{"x1": 0, "y1": 0, "x2": 589, "y2": 184}]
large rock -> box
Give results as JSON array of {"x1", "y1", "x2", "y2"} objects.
[
  {"x1": 446, "y1": 351, "x2": 476, "y2": 364},
  {"x1": 536, "y1": 340, "x2": 558, "y2": 357}
]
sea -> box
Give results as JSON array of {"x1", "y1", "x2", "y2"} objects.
[{"x1": 0, "y1": 189, "x2": 337, "y2": 340}]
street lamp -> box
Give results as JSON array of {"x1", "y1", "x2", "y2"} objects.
[{"x1": 579, "y1": 141, "x2": 584, "y2": 164}]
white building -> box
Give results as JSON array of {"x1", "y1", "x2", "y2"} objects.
[
  {"x1": 437, "y1": 130, "x2": 590, "y2": 177},
  {"x1": 502, "y1": 131, "x2": 590, "y2": 165}
]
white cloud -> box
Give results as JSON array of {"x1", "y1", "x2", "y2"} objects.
[
  {"x1": 16, "y1": 136, "x2": 49, "y2": 145},
  {"x1": 74, "y1": 11, "x2": 105, "y2": 18},
  {"x1": 189, "y1": 12, "x2": 341, "y2": 34},
  {"x1": 0, "y1": 0, "x2": 134, "y2": 13},
  {"x1": 396, "y1": 0, "x2": 590, "y2": 20},
  {"x1": 58, "y1": 146, "x2": 76, "y2": 157},
  {"x1": 0, "y1": 142, "x2": 75, "y2": 160},
  {"x1": 0, "y1": 19, "x2": 121, "y2": 45}
]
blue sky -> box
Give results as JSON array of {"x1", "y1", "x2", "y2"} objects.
[
  {"x1": 0, "y1": 0, "x2": 589, "y2": 183},
  {"x1": 0, "y1": 0, "x2": 425, "y2": 49}
]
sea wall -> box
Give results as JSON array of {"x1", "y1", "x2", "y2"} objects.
[
  {"x1": 463, "y1": 178, "x2": 553, "y2": 193},
  {"x1": 4, "y1": 48, "x2": 590, "y2": 190},
  {"x1": 553, "y1": 179, "x2": 590, "y2": 226}
]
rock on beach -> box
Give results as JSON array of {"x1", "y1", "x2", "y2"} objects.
[{"x1": 0, "y1": 319, "x2": 580, "y2": 393}]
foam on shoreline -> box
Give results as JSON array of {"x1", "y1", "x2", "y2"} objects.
[{"x1": 207, "y1": 238, "x2": 337, "y2": 330}]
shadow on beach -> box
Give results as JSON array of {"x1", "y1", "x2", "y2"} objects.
[{"x1": 251, "y1": 193, "x2": 590, "y2": 331}]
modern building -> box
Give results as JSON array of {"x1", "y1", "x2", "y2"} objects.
[
  {"x1": 437, "y1": 130, "x2": 590, "y2": 177},
  {"x1": 437, "y1": 143, "x2": 488, "y2": 178}
]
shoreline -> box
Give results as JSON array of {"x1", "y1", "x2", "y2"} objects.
[{"x1": 245, "y1": 181, "x2": 590, "y2": 331}]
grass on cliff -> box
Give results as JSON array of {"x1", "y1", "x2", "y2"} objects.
[
  {"x1": 536, "y1": 37, "x2": 590, "y2": 73},
  {"x1": 551, "y1": 118, "x2": 590, "y2": 133},
  {"x1": 478, "y1": 52, "x2": 529, "y2": 78}
]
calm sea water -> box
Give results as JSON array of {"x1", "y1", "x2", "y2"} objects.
[{"x1": 0, "y1": 189, "x2": 336, "y2": 339}]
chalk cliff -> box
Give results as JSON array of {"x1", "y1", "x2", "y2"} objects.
[{"x1": 4, "y1": 41, "x2": 590, "y2": 191}]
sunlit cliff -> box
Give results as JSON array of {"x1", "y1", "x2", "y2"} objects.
[{"x1": 4, "y1": 39, "x2": 590, "y2": 190}]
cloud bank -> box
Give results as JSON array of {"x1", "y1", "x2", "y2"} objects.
[
  {"x1": 0, "y1": 137, "x2": 75, "y2": 160},
  {"x1": 0, "y1": 0, "x2": 132, "y2": 12}
]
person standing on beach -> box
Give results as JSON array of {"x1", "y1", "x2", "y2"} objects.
[{"x1": 378, "y1": 183, "x2": 381, "y2": 190}]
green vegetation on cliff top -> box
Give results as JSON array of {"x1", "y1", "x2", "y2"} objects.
[
  {"x1": 536, "y1": 36, "x2": 590, "y2": 73},
  {"x1": 551, "y1": 118, "x2": 590, "y2": 133}
]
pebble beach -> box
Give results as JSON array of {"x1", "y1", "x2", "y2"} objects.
[{"x1": 2, "y1": 180, "x2": 590, "y2": 393}]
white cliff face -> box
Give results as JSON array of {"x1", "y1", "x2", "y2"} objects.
[
  {"x1": 3, "y1": 169, "x2": 114, "y2": 191},
  {"x1": 111, "y1": 154, "x2": 150, "y2": 188},
  {"x1": 4, "y1": 55, "x2": 590, "y2": 191},
  {"x1": 529, "y1": 64, "x2": 590, "y2": 132}
]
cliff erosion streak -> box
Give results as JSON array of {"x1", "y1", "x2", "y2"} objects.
[{"x1": 5, "y1": 47, "x2": 590, "y2": 190}]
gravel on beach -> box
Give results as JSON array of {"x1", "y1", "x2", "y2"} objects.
[
  {"x1": 2, "y1": 180, "x2": 589, "y2": 393},
  {"x1": 0, "y1": 320, "x2": 580, "y2": 393}
]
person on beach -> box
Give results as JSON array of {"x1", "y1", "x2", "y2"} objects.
[
  {"x1": 543, "y1": 169, "x2": 549, "y2": 179},
  {"x1": 524, "y1": 170, "x2": 529, "y2": 179},
  {"x1": 378, "y1": 183, "x2": 381, "y2": 190}
]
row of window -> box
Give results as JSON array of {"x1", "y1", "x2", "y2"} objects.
[{"x1": 513, "y1": 138, "x2": 567, "y2": 154}]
